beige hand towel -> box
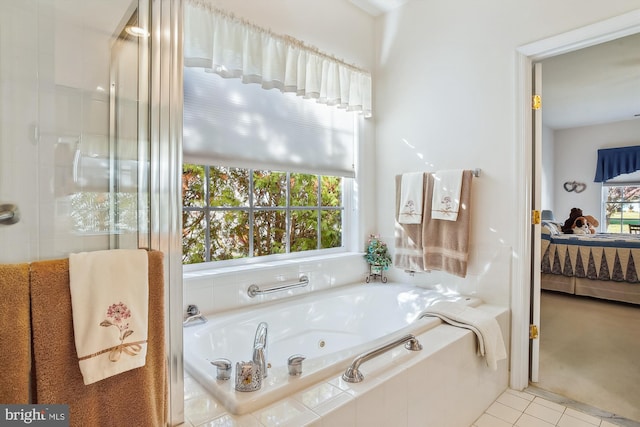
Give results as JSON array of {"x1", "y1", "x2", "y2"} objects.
[
  {"x1": 69, "y1": 249, "x2": 149, "y2": 385},
  {"x1": 395, "y1": 174, "x2": 427, "y2": 271},
  {"x1": 431, "y1": 169, "x2": 463, "y2": 221}
]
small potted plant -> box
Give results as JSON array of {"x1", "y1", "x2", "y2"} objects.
[{"x1": 364, "y1": 234, "x2": 392, "y2": 282}]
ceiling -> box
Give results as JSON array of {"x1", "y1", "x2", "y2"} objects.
[
  {"x1": 540, "y1": 32, "x2": 640, "y2": 130},
  {"x1": 348, "y1": 0, "x2": 408, "y2": 16}
]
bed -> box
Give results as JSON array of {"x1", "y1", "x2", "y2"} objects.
[{"x1": 541, "y1": 221, "x2": 640, "y2": 305}]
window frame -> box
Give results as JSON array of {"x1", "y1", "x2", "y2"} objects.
[
  {"x1": 182, "y1": 165, "x2": 351, "y2": 269},
  {"x1": 601, "y1": 181, "x2": 640, "y2": 233}
]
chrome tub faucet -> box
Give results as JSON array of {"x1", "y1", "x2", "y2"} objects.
[{"x1": 252, "y1": 322, "x2": 268, "y2": 378}]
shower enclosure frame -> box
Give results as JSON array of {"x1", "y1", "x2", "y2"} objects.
[
  {"x1": 148, "y1": 0, "x2": 185, "y2": 425},
  {"x1": 113, "y1": 0, "x2": 185, "y2": 424},
  {"x1": 113, "y1": 1, "x2": 184, "y2": 424}
]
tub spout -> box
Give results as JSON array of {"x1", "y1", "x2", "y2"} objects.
[{"x1": 252, "y1": 322, "x2": 268, "y2": 378}]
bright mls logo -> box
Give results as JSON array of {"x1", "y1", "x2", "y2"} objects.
[{"x1": 0, "y1": 405, "x2": 68, "y2": 426}]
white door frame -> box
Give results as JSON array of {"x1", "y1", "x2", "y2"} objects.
[{"x1": 511, "y1": 9, "x2": 640, "y2": 391}]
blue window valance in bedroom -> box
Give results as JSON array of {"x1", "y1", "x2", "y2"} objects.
[{"x1": 594, "y1": 145, "x2": 640, "y2": 182}]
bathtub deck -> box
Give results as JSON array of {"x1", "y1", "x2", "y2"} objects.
[{"x1": 184, "y1": 304, "x2": 511, "y2": 426}]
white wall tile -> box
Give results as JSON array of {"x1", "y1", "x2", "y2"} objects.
[
  {"x1": 353, "y1": 381, "x2": 385, "y2": 427},
  {"x1": 313, "y1": 393, "x2": 356, "y2": 427}
]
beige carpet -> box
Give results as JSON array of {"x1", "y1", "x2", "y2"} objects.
[{"x1": 537, "y1": 291, "x2": 640, "y2": 422}]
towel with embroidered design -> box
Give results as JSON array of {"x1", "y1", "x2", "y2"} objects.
[{"x1": 69, "y1": 249, "x2": 149, "y2": 385}]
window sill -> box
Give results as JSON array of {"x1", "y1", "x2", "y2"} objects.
[{"x1": 183, "y1": 251, "x2": 364, "y2": 280}]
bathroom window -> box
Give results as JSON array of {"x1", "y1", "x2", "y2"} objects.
[
  {"x1": 182, "y1": 165, "x2": 344, "y2": 264},
  {"x1": 602, "y1": 184, "x2": 640, "y2": 233},
  {"x1": 182, "y1": 67, "x2": 358, "y2": 266}
]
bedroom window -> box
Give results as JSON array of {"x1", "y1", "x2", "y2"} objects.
[
  {"x1": 182, "y1": 165, "x2": 344, "y2": 264},
  {"x1": 602, "y1": 185, "x2": 640, "y2": 233}
]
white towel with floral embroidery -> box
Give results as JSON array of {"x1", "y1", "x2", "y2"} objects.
[
  {"x1": 399, "y1": 172, "x2": 424, "y2": 224},
  {"x1": 69, "y1": 249, "x2": 149, "y2": 385},
  {"x1": 431, "y1": 169, "x2": 463, "y2": 221}
]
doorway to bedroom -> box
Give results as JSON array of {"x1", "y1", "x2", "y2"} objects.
[{"x1": 529, "y1": 23, "x2": 640, "y2": 423}]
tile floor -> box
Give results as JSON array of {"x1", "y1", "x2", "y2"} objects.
[
  {"x1": 473, "y1": 388, "x2": 637, "y2": 427},
  {"x1": 184, "y1": 376, "x2": 639, "y2": 427}
]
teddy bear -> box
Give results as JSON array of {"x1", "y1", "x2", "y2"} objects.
[
  {"x1": 561, "y1": 207, "x2": 583, "y2": 233},
  {"x1": 562, "y1": 208, "x2": 599, "y2": 234}
]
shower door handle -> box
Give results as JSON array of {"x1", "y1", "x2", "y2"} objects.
[{"x1": 0, "y1": 204, "x2": 20, "y2": 225}]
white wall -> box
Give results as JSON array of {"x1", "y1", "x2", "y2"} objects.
[
  {"x1": 553, "y1": 119, "x2": 640, "y2": 228},
  {"x1": 374, "y1": 1, "x2": 640, "y2": 306}
]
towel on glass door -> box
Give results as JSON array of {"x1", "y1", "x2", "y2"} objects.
[
  {"x1": 69, "y1": 249, "x2": 149, "y2": 385},
  {"x1": 398, "y1": 172, "x2": 424, "y2": 224},
  {"x1": 431, "y1": 169, "x2": 463, "y2": 221}
]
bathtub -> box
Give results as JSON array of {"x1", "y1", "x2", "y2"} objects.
[{"x1": 183, "y1": 282, "x2": 483, "y2": 415}]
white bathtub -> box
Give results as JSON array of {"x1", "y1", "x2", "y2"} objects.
[{"x1": 183, "y1": 282, "x2": 482, "y2": 415}]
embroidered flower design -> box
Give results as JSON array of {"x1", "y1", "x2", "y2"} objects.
[
  {"x1": 437, "y1": 196, "x2": 454, "y2": 216},
  {"x1": 100, "y1": 302, "x2": 140, "y2": 362},
  {"x1": 102, "y1": 302, "x2": 132, "y2": 338},
  {"x1": 401, "y1": 200, "x2": 418, "y2": 216}
]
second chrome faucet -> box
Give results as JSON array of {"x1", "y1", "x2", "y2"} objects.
[{"x1": 252, "y1": 322, "x2": 268, "y2": 378}]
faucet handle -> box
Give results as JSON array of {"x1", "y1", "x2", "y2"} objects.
[
  {"x1": 287, "y1": 354, "x2": 306, "y2": 376},
  {"x1": 186, "y1": 304, "x2": 200, "y2": 316},
  {"x1": 210, "y1": 358, "x2": 232, "y2": 380}
]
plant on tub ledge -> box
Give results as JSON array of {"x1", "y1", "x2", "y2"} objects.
[{"x1": 364, "y1": 234, "x2": 392, "y2": 283}]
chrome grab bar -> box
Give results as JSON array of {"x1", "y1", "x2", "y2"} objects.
[
  {"x1": 342, "y1": 334, "x2": 423, "y2": 383},
  {"x1": 247, "y1": 275, "x2": 309, "y2": 298}
]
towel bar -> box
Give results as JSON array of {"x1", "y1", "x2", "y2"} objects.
[{"x1": 247, "y1": 275, "x2": 309, "y2": 298}]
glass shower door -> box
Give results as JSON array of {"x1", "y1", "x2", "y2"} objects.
[{"x1": 0, "y1": 0, "x2": 149, "y2": 262}]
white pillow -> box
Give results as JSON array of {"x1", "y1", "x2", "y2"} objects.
[{"x1": 542, "y1": 221, "x2": 560, "y2": 235}]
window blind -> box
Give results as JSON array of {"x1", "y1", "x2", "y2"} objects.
[{"x1": 183, "y1": 67, "x2": 356, "y2": 177}]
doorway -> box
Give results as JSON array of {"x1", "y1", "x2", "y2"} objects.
[{"x1": 514, "y1": 8, "x2": 640, "y2": 419}]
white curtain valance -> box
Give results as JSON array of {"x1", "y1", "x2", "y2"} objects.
[{"x1": 183, "y1": 0, "x2": 372, "y2": 117}]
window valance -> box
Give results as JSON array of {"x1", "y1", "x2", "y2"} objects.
[
  {"x1": 594, "y1": 145, "x2": 640, "y2": 182},
  {"x1": 183, "y1": 0, "x2": 372, "y2": 118}
]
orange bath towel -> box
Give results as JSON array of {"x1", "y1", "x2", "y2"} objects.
[
  {"x1": 0, "y1": 263, "x2": 31, "y2": 404},
  {"x1": 30, "y1": 251, "x2": 166, "y2": 427}
]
